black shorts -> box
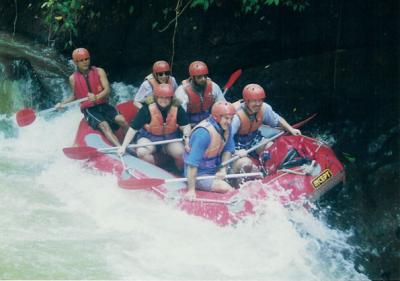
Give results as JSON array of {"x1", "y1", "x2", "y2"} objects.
[{"x1": 82, "y1": 103, "x2": 120, "y2": 131}]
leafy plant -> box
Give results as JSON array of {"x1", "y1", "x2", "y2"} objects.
[
  {"x1": 191, "y1": 0, "x2": 215, "y2": 11},
  {"x1": 241, "y1": 0, "x2": 309, "y2": 13},
  {"x1": 40, "y1": 0, "x2": 86, "y2": 47},
  {"x1": 343, "y1": 152, "x2": 356, "y2": 163},
  {"x1": 191, "y1": 0, "x2": 308, "y2": 13}
]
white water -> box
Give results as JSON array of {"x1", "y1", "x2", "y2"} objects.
[
  {"x1": 0, "y1": 30, "x2": 372, "y2": 280},
  {"x1": 0, "y1": 98, "x2": 369, "y2": 280}
]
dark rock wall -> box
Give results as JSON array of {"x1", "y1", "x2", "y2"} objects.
[{"x1": 1, "y1": 0, "x2": 397, "y2": 83}]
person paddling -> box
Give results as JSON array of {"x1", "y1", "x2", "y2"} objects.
[
  {"x1": 231, "y1": 83, "x2": 301, "y2": 173},
  {"x1": 184, "y1": 101, "x2": 236, "y2": 201},
  {"x1": 175, "y1": 61, "x2": 226, "y2": 125},
  {"x1": 118, "y1": 84, "x2": 191, "y2": 169},
  {"x1": 55, "y1": 48, "x2": 129, "y2": 147},
  {"x1": 134, "y1": 60, "x2": 179, "y2": 109}
]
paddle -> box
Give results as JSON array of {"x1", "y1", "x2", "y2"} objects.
[
  {"x1": 118, "y1": 172, "x2": 262, "y2": 190},
  {"x1": 223, "y1": 69, "x2": 242, "y2": 95},
  {"x1": 63, "y1": 138, "x2": 183, "y2": 160},
  {"x1": 16, "y1": 97, "x2": 88, "y2": 127},
  {"x1": 220, "y1": 113, "x2": 317, "y2": 167}
]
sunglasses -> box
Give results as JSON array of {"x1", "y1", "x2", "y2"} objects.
[{"x1": 156, "y1": 71, "x2": 170, "y2": 77}]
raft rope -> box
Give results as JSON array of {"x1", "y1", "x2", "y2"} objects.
[
  {"x1": 119, "y1": 154, "x2": 128, "y2": 171},
  {"x1": 150, "y1": 186, "x2": 237, "y2": 205},
  {"x1": 277, "y1": 160, "x2": 316, "y2": 176}
]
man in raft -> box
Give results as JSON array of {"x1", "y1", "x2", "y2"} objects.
[
  {"x1": 184, "y1": 101, "x2": 237, "y2": 200},
  {"x1": 118, "y1": 84, "x2": 191, "y2": 170},
  {"x1": 55, "y1": 48, "x2": 129, "y2": 147},
  {"x1": 231, "y1": 83, "x2": 301, "y2": 173},
  {"x1": 134, "y1": 60, "x2": 179, "y2": 109},
  {"x1": 175, "y1": 61, "x2": 226, "y2": 125}
]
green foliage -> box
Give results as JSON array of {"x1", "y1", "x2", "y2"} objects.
[
  {"x1": 40, "y1": 0, "x2": 86, "y2": 47},
  {"x1": 191, "y1": 0, "x2": 308, "y2": 13},
  {"x1": 242, "y1": 0, "x2": 309, "y2": 13},
  {"x1": 343, "y1": 152, "x2": 356, "y2": 163},
  {"x1": 152, "y1": 21, "x2": 159, "y2": 30},
  {"x1": 36, "y1": 0, "x2": 307, "y2": 49},
  {"x1": 129, "y1": 5, "x2": 135, "y2": 15},
  {"x1": 191, "y1": 0, "x2": 215, "y2": 11}
]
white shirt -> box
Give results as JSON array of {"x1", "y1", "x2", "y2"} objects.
[{"x1": 134, "y1": 76, "x2": 178, "y2": 103}]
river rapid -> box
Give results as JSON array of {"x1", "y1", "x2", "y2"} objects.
[{"x1": 0, "y1": 33, "x2": 373, "y2": 280}]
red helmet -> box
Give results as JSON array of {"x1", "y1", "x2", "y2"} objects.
[
  {"x1": 152, "y1": 60, "x2": 170, "y2": 74},
  {"x1": 243, "y1": 83, "x2": 266, "y2": 103},
  {"x1": 72, "y1": 48, "x2": 90, "y2": 62},
  {"x1": 189, "y1": 61, "x2": 209, "y2": 77},
  {"x1": 154, "y1": 84, "x2": 174, "y2": 98},
  {"x1": 211, "y1": 101, "x2": 236, "y2": 122}
]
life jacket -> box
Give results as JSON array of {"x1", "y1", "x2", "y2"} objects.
[
  {"x1": 236, "y1": 103, "x2": 266, "y2": 135},
  {"x1": 73, "y1": 66, "x2": 107, "y2": 110},
  {"x1": 145, "y1": 73, "x2": 174, "y2": 90},
  {"x1": 144, "y1": 103, "x2": 179, "y2": 136},
  {"x1": 191, "y1": 118, "x2": 228, "y2": 169},
  {"x1": 182, "y1": 79, "x2": 214, "y2": 113}
]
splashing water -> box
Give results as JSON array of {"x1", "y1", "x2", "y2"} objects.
[
  {"x1": 0, "y1": 89, "x2": 369, "y2": 280},
  {"x1": 0, "y1": 35, "x2": 368, "y2": 279}
]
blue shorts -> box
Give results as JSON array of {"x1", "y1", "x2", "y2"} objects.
[
  {"x1": 196, "y1": 176, "x2": 214, "y2": 191},
  {"x1": 184, "y1": 165, "x2": 215, "y2": 191}
]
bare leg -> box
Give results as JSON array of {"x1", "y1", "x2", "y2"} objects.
[
  {"x1": 98, "y1": 121, "x2": 121, "y2": 147},
  {"x1": 114, "y1": 114, "x2": 129, "y2": 134},
  {"x1": 211, "y1": 179, "x2": 234, "y2": 193},
  {"x1": 136, "y1": 137, "x2": 156, "y2": 164},
  {"x1": 166, "y1": 142, "x2": 185, "y2": 170},
  {"x1": 255, "y1": 141, "x2": 273, "y2": 155},
  {"x1": 231, "y1": 156, "x2": 254, "y2": 174}
]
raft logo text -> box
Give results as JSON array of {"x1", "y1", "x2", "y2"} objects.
[{"x1": 312, "y1": 169, "x2": 332, "y2": 189}]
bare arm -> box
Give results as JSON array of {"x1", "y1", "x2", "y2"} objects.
[
  {"x1": 212, "y1": 82, "x2": 226, "y2": 102},
  {"x1": 185, "y1": 164, "x2": 198, "y2": 200},
  {"x1": 216, "y1": 151, "x2": 232, "y2": 179},
  {"x1": 175, "y1": 86, "x2": 189, "y2": 111},
  {"x1": 55, "y1": 75, "x2": 76, "y2": 108},
  {"x1": 96, "y1": 67, "x2": 111, "y2": 100},
  {"x1": 278, "y1": 116, "x2": 301, "y2": 135},
  {"x1": 180, "y1": 124, "x2": 191, "y2": 151},
  {"x1": 117, "y1": 127, "x2": 137, "y2": 155}
]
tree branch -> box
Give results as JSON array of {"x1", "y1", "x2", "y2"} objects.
[
  {"x1": 158, "y1": 0, "x2": 192, "y2": 33},
  {"x1": 12, "y1": 0, "x2": 18, "y2": 39}
]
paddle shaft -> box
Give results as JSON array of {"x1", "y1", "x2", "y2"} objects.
[
  {"x1": 164, "y1": 172, "x2": 262, "y2": 183},
  {"x1": 220, "y1": 131, "x2": 285, "y2": 167},
  {"x1": 220, "y1": 113, "x2": 317, "y2": 167},
  {"x1": 100, "y1": 138, "x2": 183, "y2": 152},
  {"x1": 38, "y1": 97, "x2": 88, "y2": 116}
]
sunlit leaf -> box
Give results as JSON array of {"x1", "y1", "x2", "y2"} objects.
[{"x1": 343, "y1": 152, "x2": 356, "y2": 163}]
